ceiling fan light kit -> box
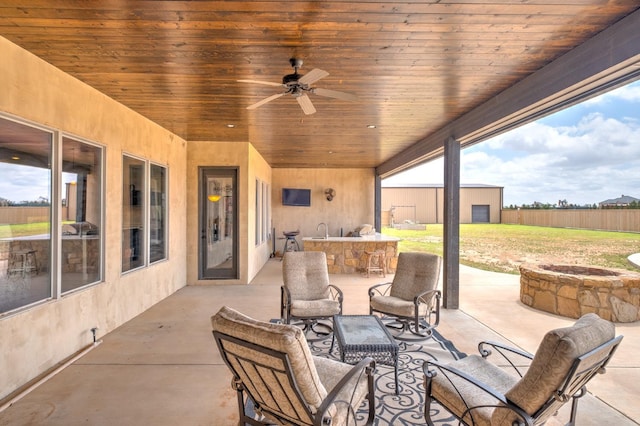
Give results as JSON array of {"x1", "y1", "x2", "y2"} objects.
[{"x1": 238, "y1": 58, "x2": 357, "y2": 115}]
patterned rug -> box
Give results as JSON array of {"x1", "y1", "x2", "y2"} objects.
[
  {"x1": 308, "y1": 327, "x2": 466, "y2": 425},
  {"x1": 250, "y1": 320, "x2": 466, "y2": 425}
]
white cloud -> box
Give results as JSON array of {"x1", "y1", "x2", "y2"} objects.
[
  {"x1": 384, "y1": 82, "x2": 640, "y2": 207},
  {"x1": 584, "y1": 81, "x2": 640, "y2": 105},
  {"x1": 0, "y1": 163, "x2": 50, "y2": 203}
]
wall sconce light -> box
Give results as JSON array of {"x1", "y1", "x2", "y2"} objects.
[{"x1": 324, "y1": 188, "x2": 336, "y2": 201}]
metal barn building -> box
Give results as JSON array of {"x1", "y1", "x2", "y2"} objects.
[{"x1": 382, "y1": 184, "x2": 503, "y2": 225}]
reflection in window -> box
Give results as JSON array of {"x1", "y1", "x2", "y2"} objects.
[
  {"x1": 0, "y1": 117, "x2": 52, "y2": 314},
  {"x1": 122, "y1": 155, "x2": 145, "y2": 272},
  {"x1": 61, "y1": 137, "x2": 103, "y2": 293},
  {"x1": 149, "y1": 164, "x2": 167, "y2": 263}
]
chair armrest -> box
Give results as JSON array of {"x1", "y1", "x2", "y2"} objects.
[
  {"x1": 327, "y1": 284, "x2": 344, "y2": 304},
  {"x1": 280, "y1": 285, "x2": 291, "y2": 321},
  {"x1": 477, "y1": 341, "x2": 533, "y2": 378},
  {"x1": 280, "y1": 285, "x2": 291, "y2": 303},
  {"x1": 423, "y1": 359, "x2": 534, "y2": 426},
  {"x1": 316, "y1": 357, "x2": 376, "y2": 426},
  {"x1": 415, "y1": 288, "x2": 441, "y2": 305},
  {"x1": 368, "y1": 282, "x2": 392, "y2": 298}
]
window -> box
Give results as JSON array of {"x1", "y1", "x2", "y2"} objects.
[
  {"x1": 263, "y1": 182, "x2": 269, "y2": 243},
  {"x1": 0, "y1": 117, "x2": 52, "y2": 313},
  {"x1": 255, "y1": 179, "x2": 261, "y2": 246},
  {"x1": 149, "y1": 163, "x2": 167, "y2": 263},
  {"x1": 254, "y1": 179, "x2": 270, "y2": 246},
  {"x1": 61, "y1": 136, "x2": 103, "y2": 293},
  {"x1": 122, "y1": 155, "x2": 145, "y2": 272},
  {"x1": 122, "y1": 157, "x2": 168, "y2": 271},
  {"x1": 0, "y1": 115, "x2": 105, "y2": 314}
]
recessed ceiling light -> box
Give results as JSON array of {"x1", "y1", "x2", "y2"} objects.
[
  {"x1": 11, "y1": 156, "x2": 20, "y2": 160},
  {"x1": 226, "y1": 124, "x2": 235, "y2": 128},
  {"x1": 367, "y1": 124, "x2": 377, "y2": 129}
]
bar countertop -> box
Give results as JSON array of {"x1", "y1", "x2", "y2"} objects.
[{"x1": 302, "y1": 233, "x2": 400, "y2": 242}]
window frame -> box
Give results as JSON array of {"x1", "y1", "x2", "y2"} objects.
[
  {"x1": 0, "y1": 112, "x2": 106, "y2": 316},
  {"x1": 59, "y1": 133, "x2": 105, "y2": 295},
  {"x1": 121, "y1": 154, "x2": 169, "y2": 274},
  {"x1": 149, "y1": 161, "x2": 168, "y2": 264}
]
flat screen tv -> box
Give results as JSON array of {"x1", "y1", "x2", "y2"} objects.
[{"x1": 282, "y1": 188, "x2": 311, "y2": 206}]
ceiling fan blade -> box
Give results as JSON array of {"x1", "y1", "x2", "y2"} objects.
[
  {"x1": 312, "y1": 87, "x2": 358, "y2": 102},
  {"x1": 247, "y1": 93, "x2": 285, "y2": 110},
  {"x1": 296, "y1": 93, "x2": 316, "y2": 115},
  {"x1": 298, "y1": 68, "x2": 329, "y2": 85},
  {"x1": 238, "y1": 79, "x2": 283, "y2": 87}
]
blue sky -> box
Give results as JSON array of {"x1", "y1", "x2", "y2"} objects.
[{"x1": 383, "y1": 79, "x2": 640, "y2": 207}]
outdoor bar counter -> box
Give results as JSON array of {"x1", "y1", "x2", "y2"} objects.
[{"x1": 302, "y1": 233, "x2": 400, "y2": 274}]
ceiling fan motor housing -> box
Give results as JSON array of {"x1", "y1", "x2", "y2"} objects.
[{"x1": 282, "y1": 73, "x2": 302, "y2": 85}]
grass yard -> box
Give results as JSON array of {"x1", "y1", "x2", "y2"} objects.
[
  {"x1": 383, "y1": 224, "x2": 640, "y2": 274},
  {"x1": 0, "y1": 222, "x2": 50, "y2": 239}
]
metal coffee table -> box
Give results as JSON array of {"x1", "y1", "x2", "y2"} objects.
[{"x1": 332, "y1": 315, "x2": 400, "y2": 394}]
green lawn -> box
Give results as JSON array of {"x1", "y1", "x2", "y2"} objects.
[
  {"x1": 0, "y1": 222, "x2": 51, "y2": 239},
  {"x1": 383, "y1": 224, "x2": 640, "y2": 274}
]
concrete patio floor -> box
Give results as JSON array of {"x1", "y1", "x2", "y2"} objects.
[{"x1": 0, "y1": 259, "x2": 638, "y2": 425}]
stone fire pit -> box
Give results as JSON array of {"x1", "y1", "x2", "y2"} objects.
[{"x1": 520, "y1": 264, "x2": 640, "y2": 323}]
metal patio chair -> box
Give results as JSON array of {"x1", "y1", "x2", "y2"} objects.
[
  {"x1": 369, "y1": 252, "x2": 442, "y2": 339},
  {"x1": 423, "y1": 313, "x2": 623, "y2": 426},
  {"x1": 212, "y1": 306, "x2": 376, "y2": 426},
  {"x1": 281, "y1": 251, "x2": 343, "y2": 339}
]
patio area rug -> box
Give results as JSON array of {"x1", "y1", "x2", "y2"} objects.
[
  {"x1": 308, "y1": 327, "x2": 466, "y2": 425},
  {"x1": 250, "y1": 321, "x2": 466, "y2": 425}
]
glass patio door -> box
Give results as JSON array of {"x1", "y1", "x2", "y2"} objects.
[{"x1": 199, "y1": 167, "x2": 238, "y2": 279}]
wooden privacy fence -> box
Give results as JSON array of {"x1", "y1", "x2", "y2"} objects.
[
  {"x1": 501, "y1": 209, "x2": 640, "y2": 233},
  {"x1": 0, "y1": 206, "x2": 49, "y2": 224}
]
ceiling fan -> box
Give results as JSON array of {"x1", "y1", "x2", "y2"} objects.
[{"x1": 238, "y1": 58, "x2": 357, "y2": 115}]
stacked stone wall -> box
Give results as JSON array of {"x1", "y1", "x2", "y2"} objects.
[
  {"x1": 520, "y1": 264, "x2": 640, "y2": 322},
  {"x1": 303, "y1": 240, "x2": 398, "y2": 274}
]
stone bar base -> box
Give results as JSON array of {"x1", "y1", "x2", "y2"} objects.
[
  {"x1": 520, "y1": 264, "x2": 640, "y2": 323},
  {"x1": 303, "y1": 240, "x2": 398, "y2": 274}
]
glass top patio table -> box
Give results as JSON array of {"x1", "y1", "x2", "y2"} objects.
[{"x1": 332, "y1": 315, "x2": 399, "y2": 394}]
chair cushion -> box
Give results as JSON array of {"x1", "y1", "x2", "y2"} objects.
[
  {"x1": 370, "y1": 295, "x2": 429, "y2": 317},
  {"x1": 430, "y1": 355, "x2": 519, "y2": 426},
  {"x1": 211, "y1": 306, "x2": 328, "y2": 412},
  {"x1": 313, "y1": 356, "x2": 372, "y2": 426},
  {"x1": 494, "y1": 313, "x2": 615, "y2": 424},
  {"x1": 283, "y1": 251, "x2": 331, "y2": 300},
  {"x1": 389, "y1": 252, "x2": 441, "y2": 301},
  {"x1": 290, "y1": 299, "x2": 341, "y2": 318}
]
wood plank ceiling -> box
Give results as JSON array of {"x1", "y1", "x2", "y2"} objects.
[{"x1": 0, "y1": 1, "x2": 638, "y2": 170}]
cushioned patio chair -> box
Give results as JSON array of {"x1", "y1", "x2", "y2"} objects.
[
  {"x1": 423, "y1": 313, "x2": 623, "y2": 426},
  {"x1": 212, "y1": 306, "x2": 376, "y2": 426},
  {"x1": 368, "y1": 252, "x2": 442, "y2": 339},
  {"x1": 281, "y1": 251, "x2": 343, "y2": 339}
]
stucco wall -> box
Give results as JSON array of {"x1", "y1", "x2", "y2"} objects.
[
  {"x1": 271, "y1": 168, "x2": 375, "y2": 248},
  {"x1": 0, "y1": 37, "x2": 188, "y2": 400}
]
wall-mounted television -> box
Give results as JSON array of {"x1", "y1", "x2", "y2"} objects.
[{"x1": 282, "y1": 188, "x2": 311, "y2": 207}]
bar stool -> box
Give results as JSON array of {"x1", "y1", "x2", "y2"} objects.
[
  {"x1": 8, "y1": 249, "x2": 38, "y2": 277},
  {"x1": 281, "y1": 231, "x2": 300, "y2": 260},
  {"x1": 364, "y1": 249, "x2": 386, "y2": 278}
]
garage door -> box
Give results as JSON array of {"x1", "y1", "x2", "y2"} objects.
[{"x1": 471, "y1": 205, "x2": 490, "y2": 223}]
